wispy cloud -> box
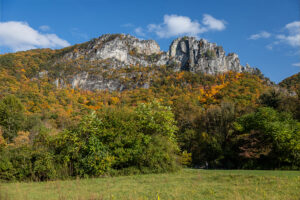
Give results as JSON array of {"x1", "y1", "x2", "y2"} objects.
[
  {"x1": 147, "y1": 14, "x2": 226, "y2": 38},
  {"x1": 292, "y1": 62, "x2": 300, "y2": 67},
  {"x1": 39, "y1": 25, "x2": 50, "y2": 31},
  {"x1": 0, "y1": 21, "x2": 69, "y2": 52},
  {"x1": 249, "y1": 31, "x2": 271, "y2": 40},
  {"x1": 263, "y1": 21, "x2": 300, "y2": 50},
  {"x1": 202, "y1": 14, "x2": 226, "y2": 31},
  {"x1": 134, "y1": 27, "x2": 146, "y2": 37},
  {"x1": 276, "y1": 21, "x2": 300, "y2": 47},
  {"x1": 266, "y1": 44, "x2": 273, "y2": 50}
]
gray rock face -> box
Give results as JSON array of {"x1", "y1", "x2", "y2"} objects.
[
  {"x1": 167, "y1": 37, "x2": 253, "y2": 74},
  {"x1": 63, "y1": 34, "x2": 165, "y2": 67},
  {"x1": 61, "y1": 34, "x2": 254, "y2": 74},
  {"x1": 50, "y1": 34, "x2": 258, "y2": 91},
  {"x1": 70, "y1": 72, "x2": 122, "y2": 91}
]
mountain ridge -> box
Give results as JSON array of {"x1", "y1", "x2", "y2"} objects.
[
  {"x1": 58, "y1": 34, "x2": 258, "y2": 73},
  {"x1": 29, "y1": 33, "x2": 261, "y2": 91}
]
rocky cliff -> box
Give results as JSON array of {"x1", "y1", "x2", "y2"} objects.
[
  {"x1": 167, "y1": 37, "x2": 255, "y2": 74},
  {"x1": 45, "y1": 34, "x2": 259, "y2": 91},
  {"x1": 61, "y1": 34, "x2": 168, "y2": 67}
]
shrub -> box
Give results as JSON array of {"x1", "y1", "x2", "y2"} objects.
[
  {"x1": 0, "y1": 101, "x2": 180, "y2": 181},
  {"x1": 31, "y1": 150, "x2": 57, "y2": 181},
  {"x1": 52, "y1": 101, "x2": 180, "y2": 177},
  {"x1": 205, "y1": 50, "x2": 216, "y2": 59},
  {"x1": 235, "y1": 107, "x2": 300, "y2": 169},
  {"x1": 0, "y1": 95, "x2": 25, "y2": 141},
  {"x1": 0, "y1": 149, "x2": 15, "y2": 181},
  {"x1": 180, "y1": 151, "x2": 192, "y2": 167}
]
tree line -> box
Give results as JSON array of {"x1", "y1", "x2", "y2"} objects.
[{"x1": 0, "y1": 88, "x2": 299, "y2": 181}]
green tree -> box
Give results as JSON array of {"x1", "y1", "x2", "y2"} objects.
[
  {"x1": 258, "y1": 89, "x2": 282, "y2": 109},
  {"x1": 53, "y1": 112, "x2": 113, "y2": 177},
  {"x1": 52, "y1": 101, "x2": 180, "y2": 177},
  {"x1": 191, "y1": 102, "x2": 237, "y2": 168},
  {"x1": 134, "y1": 101, "x2": 179, "y2": 172},
  {"x1": 0, "y1": 95, "x2": 25, "y2": 141},
  {"x1": 235, "y1": 107, "x2": 300, "y2": 169}
]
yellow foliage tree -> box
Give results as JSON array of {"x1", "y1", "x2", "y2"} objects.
[
  {"x1": 110, "y1": 97, "x2": 120, "y2": 105},
  {"x1": 13, "y1": 131, "x2": 30, "y2": 146},
  {"x1": 0, "y1": 128, "x2": 6, "y2": 146}
]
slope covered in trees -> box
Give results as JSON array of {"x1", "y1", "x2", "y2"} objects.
[
  {"x1": 0, "y1": 40, "x2": 299, "y2": 181},
  {"x1": 279, "y1": 72, "x2": 300, "y2": 93}
]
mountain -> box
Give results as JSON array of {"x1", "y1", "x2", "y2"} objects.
[
  {"x1": 59, "y1": 34, "x2": 256, "y2": 74},
  {"x1": 1, "y1": 34, "x2": 300, "y2": 178},
  {"x1": 0, "y1": 33, "x2": 270, "y2": 124},
  {"x1": 0, "y1": 33, "x2": 283, "y2": 174},
  {"x1": 279, "y1": 72, "x2": 300, "y2": 93},
  {"x1": 0, "y1": 34, "x2": 269, "y2": 125},
  {"x1": 31, "y1": 34, "x2": 260, "y2": 91}
]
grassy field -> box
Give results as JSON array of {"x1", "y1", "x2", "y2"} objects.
[{"x1": 0, "y1": 169, "x2": 299, "y2": 200}]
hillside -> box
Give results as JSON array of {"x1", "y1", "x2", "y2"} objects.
[
  {"x1": 0, "y1": 34, "x2": 299, "y2": 182},
  {"x1": 0, "y1": 34, "x2": 270, "y2": 131},
  {"x1": 0, "y1": 34, "x2": 270, "y2": 129},
  {"x1": 279, "y1": 72, "x2": 300, "y2": 93},
  {"x1": 0, "y1": 34, "x2": 262, "y2": 91}
]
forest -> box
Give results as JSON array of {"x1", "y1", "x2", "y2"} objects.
[{"x1": 0, "y1": 49, "x2": 299, "y2": 181}]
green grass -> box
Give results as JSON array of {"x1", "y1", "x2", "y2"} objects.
[{"x1": 1, "y1": 169, "x2": 300, "y2": 200}]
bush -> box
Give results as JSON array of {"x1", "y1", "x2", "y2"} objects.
[
  {"x1": 31, "y1": 150, "x2": 57, "y2": 181},
  {"x1": 50, "y1": 101, "x2": 180, "y2": 178},
  {"x1": 0, "y1": 95, "x2": 25, "y2": 141},
  {"x1": 180, "y1": 151, "x2": 192, "y2": 167},
  {"x1": 235, "y1": 107, "x2": 300, "y2": 169},
  {"x1": 0, "y1": 149, "x2": 15, "y2": 181},
  {"x1": 205, "y1": 50, "x2": 216, "y2": 59},
  {"x1": 0, "y1": 101, "x2": 180, "y2": 181}
]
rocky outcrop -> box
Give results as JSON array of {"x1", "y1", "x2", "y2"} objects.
[
  {"x1": 62, "y1": 34, "x2": 166, "y2": 67},
  {"x1": 167, "y1": 37, "x2": 254, "y2": 74},
  {"x1": 49, "y1": 34, "x2": 259, "y2": 91},
  {"x1": 60, "y1": 34, "x2": 256, "y2": 74}
]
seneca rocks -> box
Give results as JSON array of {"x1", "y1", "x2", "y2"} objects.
[
  {"x1": 49, "y1": 34, "x2": 258, "y2": 91},
  {"x1": 62, "y1": 34, "x2": 166, "y2": 67},
  {"x1": 168, "y1": 37, "x2": 255, "y2": 74}
]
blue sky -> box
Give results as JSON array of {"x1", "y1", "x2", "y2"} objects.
[{"x1": 0, "y1": 0, "x2": 299, "y2": 83}]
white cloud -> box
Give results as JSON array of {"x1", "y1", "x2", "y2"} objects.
[
  {"x1": 263, "y1": 21, "x2": 300, "y2": 50},
  {"x1": 39, "y1": 25, "x2": 50, "y2": 31},
  {"x1": 265, "y1": 41, "x2": 279, "y2": 50},
  {"x1": 148, "y1": 15, "x2": 204, "y2": 38},
  {"x1": 147, "y1": 14, "x2": 226, "y2": 38},
  {"x1": 0, "y1": 21, "x2": 70, "y2": 52},
  {"x1": 286, "y1": 21, "x2": 300, "y2": 34},
  {"x1": 249, "y1": 31, "x2": 271, "y2": 40},
  {"x1": 276, "y1": 34, "x2": 300, "y2": 47},
  {"x1": 276, "y1": 21, "x2": 300, "y2": 47},
  {"x1": 266, "y1": 44, "x2": 273, "y2": 50},
  {"x1": 202, "y1": 14, "x2": 226, "y2": 31},
  {"x1": 134, "y1": 27, "x2": 146, "y2": 37},
  {"x1": 292, "y1": 62, "x2": 300, "y2": 67}
]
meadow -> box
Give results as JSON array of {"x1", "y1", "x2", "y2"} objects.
[{"x1": 0, "y1": 169, "x2": 299, "y2": 200}]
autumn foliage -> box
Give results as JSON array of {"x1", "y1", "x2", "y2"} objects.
[{"x1": 0, "y1": 49, "x2": 299, "y2": 181}]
